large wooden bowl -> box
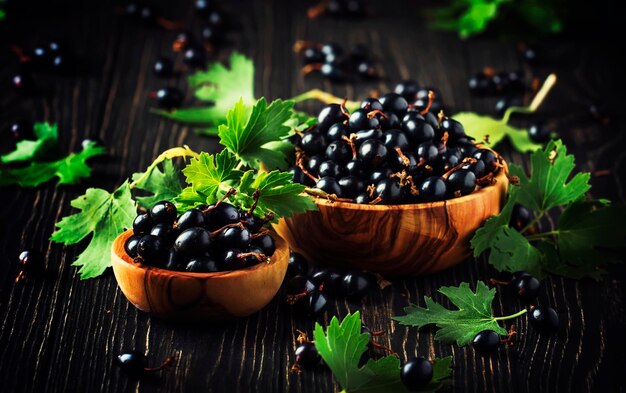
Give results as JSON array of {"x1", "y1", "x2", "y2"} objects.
[
  {"x1": 274, "y1": 163, "x2": 509, "y2": 277},
  {"x1": 111, "y1": 230, "x2": 289, "y2": 320}
]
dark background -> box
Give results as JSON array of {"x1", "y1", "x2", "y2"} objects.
[{"x1": 1, "y1": 1, "x2": 625, "y2": 392}]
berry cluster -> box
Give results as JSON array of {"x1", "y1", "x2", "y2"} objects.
[
  {"x1": 10, "y1": 40, "x2": 74, "y2": 94},
  {"x1": 290, "y1": 87, "x2": 501, "y2": 205},
  {"x1": 124, "y1": 196, "x2": 276, "y2": 273},
  {"x1": 284, "y1": 252, "x2": 376, "y2": 317},
  {"x1": 307, "y1": 0, "x2": 365, "y2": 19},
  {"x1": 475, "y1": 271, "x2": 559, "y2": 355},
  {"x1": 147, "y1": 1, "x2": 231, "y2": 109},
  {"x1": 294, "y1": 41, "x2": 378, "y2": 83}
]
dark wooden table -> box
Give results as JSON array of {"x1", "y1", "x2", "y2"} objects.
[{"x1": 1, "y1": 1, "x2": 625, "y2": 392}]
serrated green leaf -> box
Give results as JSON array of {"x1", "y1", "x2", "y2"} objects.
[
  {"x1": 182, "y1": 150, "x2": 242, "y2": 200},
  {"x1": 218, "y1": 98, "x2": 295, "y2": 169},
  {"x1": 1, "y1": 122, "x2": 59, "y2": 163},
  {"x1": 50, "y1": 181, "x2": 135, "y2": 279},
  {"x1": 489, "y1": 226, "x2": 545, "y2": 277},
  {"x1": 131, "y1": 159, "x2": 183, "y2": 209},
  {"x1": 509, "y1": 140, "x2": 590, "y2": 212},
  {"x1": 0, "y1": 142, "x2": 105, "y2": 187},
  {"x1": 471, "y1": 186, "x2": 519, "y2": 256},
  {"x1": 452, "y1": 112, "x2": 542, "y2": 152},
  {"x1": 394, "y1": 281, "x2": 509, "y2": 346},
  {"x1": 546, "y1": 201, "x2": 626, "y2": 280},
  {"x1": 173, "y1": 186, "x2": 210, "y2": 212},
  {"x1": 157, "y1": 53, "x2": 255, "y2": 135},
  {"x1": 235, "y1": 170, "x2": 317, "y2": 220},
  {"x1": 314, "y1": 312, "x2": 452, "y2": 393}
]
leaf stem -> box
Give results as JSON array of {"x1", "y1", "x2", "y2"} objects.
[
  {"x1": 290, "y1": 88, "x2": 360, "y2": 111},
  {"x1": 500, "y1": 74, "x2": 557, "y2": 125},
  {"x1": 493, "y1": 308, "x2": 528, "y2": 321},
  {"x1": 520, "y1": 210, "x2": 545, "y2": 234},
  {"x1": 525, "y1": 230, "x2": 559, "y2": 241},
  {"x1": 129, "y1": 146, "x2": 199, "y2": 189}
]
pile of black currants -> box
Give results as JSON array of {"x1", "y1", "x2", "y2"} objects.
[
  {"x1": 290, "y1": 84, "x2": 502, "y2": 205},
  {"x1": 10, "y1": 40, "x2": 74, "y2": 94},
  {"x1": 294, "y1": 40, "x2": 378, "y2": 83},
  {"x1": 124, "y1": 196, "x2": 276, "y2": 273},
  {"x1": 284, "y1": 252, "x2": 376, "y2": 317}
]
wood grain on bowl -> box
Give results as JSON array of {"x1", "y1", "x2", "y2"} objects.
[
  {"x1": 111, "y1": 230, "x2": 288, "y2": 320},
  {"x1": 274, "y1": 164, "x2": 509, "y2": 276}
]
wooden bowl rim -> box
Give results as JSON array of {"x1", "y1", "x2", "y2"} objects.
[
  {"x1": 112, "y1": 230, "x2": 286, "y2": 280},
  {"x1": 308, "y1": 161, "x2": 509, "y2": 212}
]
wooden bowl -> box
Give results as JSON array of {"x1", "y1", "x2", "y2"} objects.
[
  {"x1": 274, "y1": 163, "x2": 509, "y2": 277},
  {"x1": 111, "y1": 230, "x2": 289, "y2": 320}
]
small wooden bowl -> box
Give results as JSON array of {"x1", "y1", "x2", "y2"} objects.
[
  {"x1": 274, "y1": 162, "x2": 509, "y2": 277},
  {"x1": 111, "y1": 230, "x2": 289, "y2": 320}
]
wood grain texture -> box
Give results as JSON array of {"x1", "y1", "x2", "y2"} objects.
[
  {"x1": 111, "y1": 231, "x2": 289, "y2": 320},
  {"x1": 275, "y1": 165, "x2": 509, "y2": 276},
  {"x1": 0, "y1": 0, "x2": 625, "y2": 392}
]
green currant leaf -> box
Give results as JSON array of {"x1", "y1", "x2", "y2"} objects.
[
  {"x1": 155, "y1": 52, "x2": 255, "y2": 135},
  {"x1": 452, "y1": 112, "x2": 542, "y2": 152},
  {"x1": 234, "y1": 170, "x2": 317, "y2": 220},
  {"x1": 181, "y1": 150, "x2": 242, "y2": 202},
  {"x1": 393, "y1": 281, "x2": 510, "y2": 346},
  {"x1": 50, "y1": 181, "x2": 136, "y2": 279},
  {"x1": 509, "y1": 139, "x2": 590, "y2": 213},
  {"x1": 218, "y1": 97, "x2": 295, "y2": 169},
  {"x1": 0, "y1": 141, "x2": 105, "y2": 187},
  {"x1": 131, "y1": 159, "x2": 183, "y2": 209},
  {"x1": 314, "y1": 312, "x2": 453, "y2": 393},
  {"x1": 0, "y1": 122, "x2": 59, "y2": 163}
]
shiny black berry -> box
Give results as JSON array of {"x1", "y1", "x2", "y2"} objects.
[
  {"x1": 529, "y1": 306, "x2": 559, "y2": 333},
  {"x1": 401, "y1": 357, "x2": 433, "y2": 390}
]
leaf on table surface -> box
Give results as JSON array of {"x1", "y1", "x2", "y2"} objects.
[
  {"x1": 0, "y1": 141, "x2": 105, "y2": 187},
  {"x1": 218, "y1": 97, "x2": 294, "y2": 169},
  {"x1": 50, "y1": 181, "x2": 136, "y2": 279},
  {"x1": 509, "y1": 139, "x2": 590, "y2": 213},
  {"x1": 1, "y1": 122, "x2": 59, "y2": 163},
  {"x1": 155, "y1": 52, "x2": 255, "y2": 135},
  {"x1": 314, "y1": 312, "x2": 453, "y2": 393},
  {"x1": 393, "y1": 281, "x2": 507, "y2": 346},
  {"x1": 452, "y1": 112, "x2": 542, "y2": 152},
  {"x1": 547, "y1": 201, "x2": 626, "y2": 280},
  {"x1": 131, "y1": 159, "x2": 183, "y2": 209}
]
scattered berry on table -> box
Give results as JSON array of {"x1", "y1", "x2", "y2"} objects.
[
  {"x1": 401, "y1": 357, "x2": 433, "y2": 390},
  {"x1": 472, "y1": 329, "x2": 501, "y2": 355}
]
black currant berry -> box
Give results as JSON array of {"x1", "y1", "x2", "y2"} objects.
[
  {"x1": 317, "y1": 104, "x2": 348, "y2": 133},
  {"x1": 287, "y1": 252, "x2": 308, "y2": 277},
  {"x1": 153, "y1": 57, "x2": 174, "y2": 78},
  {"x1": 137, "y1": 235, "x2": 168, "y2": 265},
  {"x1": 510, "y1": 204, "x2": 533, "y2": 231},
  {"x1": 446, "y1": 169, "x2": 476, "y2": 197},
  {"x1": 251, "y1": 234, "x2": 276, "y2": 257},
  {"x1": 316, "y1": 176, "x2": 342, "y2": 195},
  {"x1": 379, "y1": 92, "x2": 408, "y2": 115},
  {"x1": 342, "y1": 270, "x2": 373, "y2": 301},
  {"x1": 183, "y1": 47, "x2": 206, "y2": 68},
  {"x1": 174, "y1": 227, "x2": 211, "y2": 256},
  {"x1": 133, "y1": 213, "x2": 153, "y2": 236},
  {"x1": 473, "y1": 149, "x2": 499, "y2": 174},
  {"x1": 516, "y1": 275, "x2": 541, "y2": 303},
  {"x1": 326, "y1": 123, "x2": 350, "y2": 142},
  {"x1": 349, "y1": 109, "x2": 379, "y2": 131},
  {"x1": 338, "y1": 176, "x2": 364, "y2": 198},
  {"x1": 419, "y1": 177, "x2": 446, "y2": 202},
  {"x1": 311, "y1": 268, "x2": 343, "y2": 296},
  {"x1": 374, "y1": 178, "x2": 403, "y2": 204},
  {"x1": 150, "y1": 223, "x2": 178, "y2": 244},
  {"x1": 529, "y1": 306, "x2": 559, "y2": 333},
  {"x1": 294, "y1": 342, "x2": 320, "y2": 369},
  {"x1": 358, "y1": 139, "x2": 388, "y2": 168},
  {"x1": 186, "y1": 255, "x2": 220, "y2": 272},
  {"x1": 219, "y1": 249, "x2": 248, "y2": 270},
  {"x1": 115, "y1": 351, "x2": 147, "y2": 376},
  {"x1": 155, "y1": 87, "x2": 184, "y2": 109},
  {"x1": 164, "y1": 250, "x2": 187, "y2": 271},
  {"x1": 472, "y1": 330, "x2": 500, "y2": 355},
  {"x1": 360, "y1": 97, "x2": 383, "y2": 112},
  {"x1": 401, "y1": 357, "x2": 433, "y2": 390},
  {"x1": 394, "y1": 80, "x2": 420, "y2": 101},
  {"x1": 528, "y1": 123, "x2": 551, "y2": 143},
  {"x1": 300, "y1": 132, "x2": 327, "y2": 155},
  {"x1": 204, "y1": 203, "x2": 240, "y2": 230},
  {"x1": 318, "y1": 160, "x2": 344, "y2": 178},
  {"x1": 124, "y1": 235, "x2": 142, "y2": 258},
  {"x1": 325, "y1": 140, "x2": 352, "y2": 164},
  {"x1": 383, "y1": 129, "x2": 410, "y2": 150},
  {"x1": 150, "y1": 201, "x2": 177, "y2": 225},
  {"x1": 177, "y1": 208, "x2": 206, "y2": 231}
]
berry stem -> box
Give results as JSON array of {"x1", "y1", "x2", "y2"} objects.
[
  {"x1": 525, "y1": 230, "x2": 559, "y2": 241},
  {"x1": 493, "y1": 308, "x2": 528, "y2": 321},
  {"x1": 290, "y1": 89, "x2": 360, "y2": 111},
  {"x1": 143, "y1": 356, "x2": 175, "y2": 372},
  {"x1": 501, "y1": 74, "x2": 557, "y2": 124},
  {"x1": 520, "y1": 211, "x2": 545, "y2": 234},
  {"x1": 238, "y1": 251, "x2": 270, "y2": 263},
  {"x1": 247, "y1": 189, "x2": 262, "y2": 216},
  {"x1": 130, "y1": 146, "x2": 199, "y2": 189},
  {"x1": 208, "y1": 222, "x2": 245, "y2": 237},
  {"x1": 419, "y1": 90, "x2": 435, "y2": 115}
]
